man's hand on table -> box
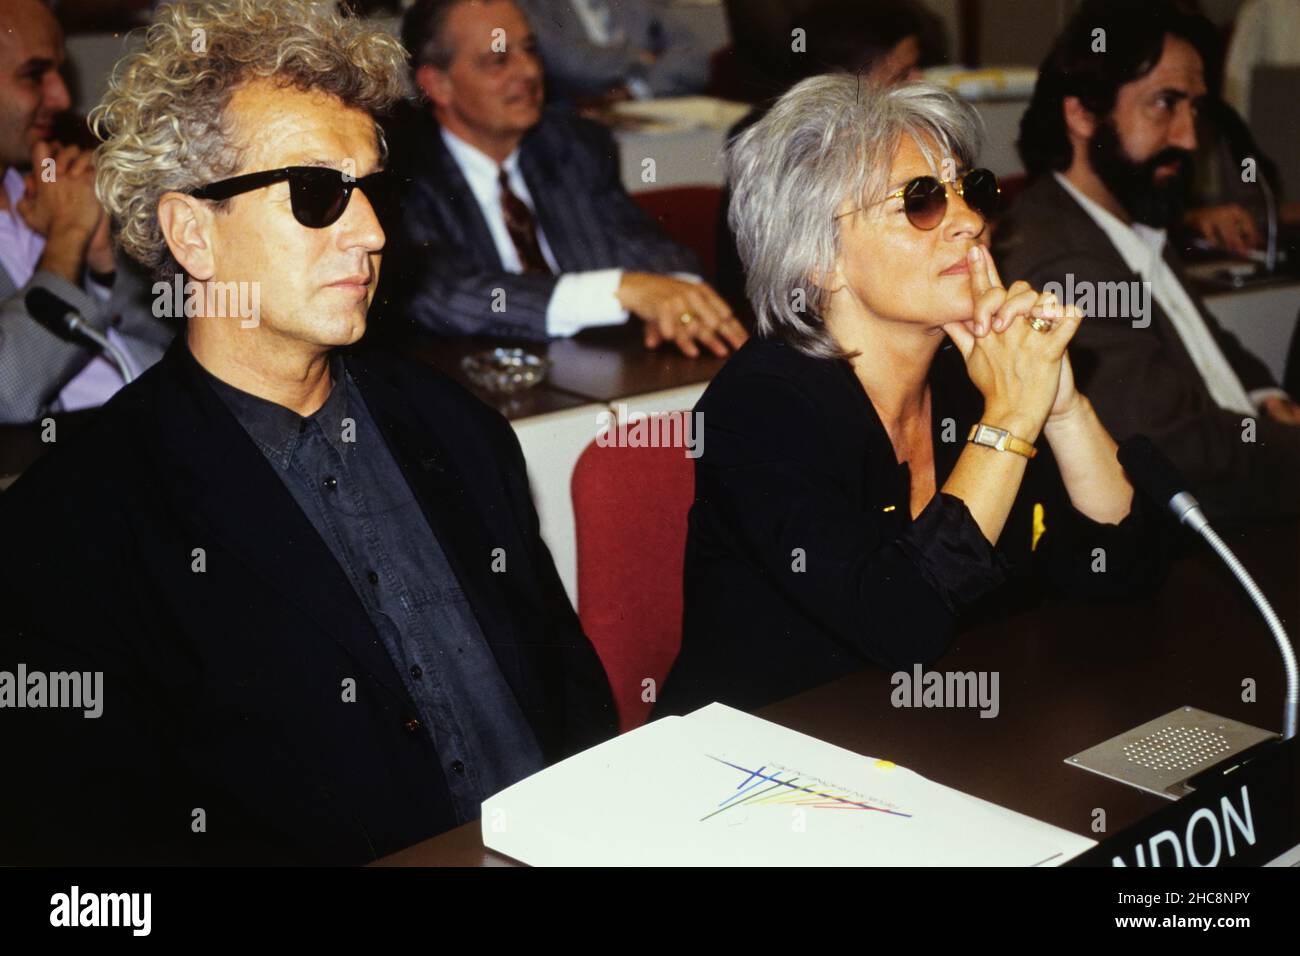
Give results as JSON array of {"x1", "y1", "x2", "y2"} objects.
[
  {"x1": 616, "y1": 272, "x2": 748, "y2": 358},
  {"x1": 1183, "y1": 203, "x2": 1261, "y2": 259},
  {"x1": 1261, "y1": 395, "x2": 1300, "y2": 426}
]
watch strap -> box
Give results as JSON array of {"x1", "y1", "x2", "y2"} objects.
[{"x1": 967, "y1": 422, "x2": 1037, "y2": 459}]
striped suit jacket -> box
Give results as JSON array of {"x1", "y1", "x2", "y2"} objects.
[{"x1": 380, "y1": 107, "x2": 699, "y2": 341}]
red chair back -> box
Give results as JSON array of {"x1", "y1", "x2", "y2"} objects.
[
  {"x1": 632, "y1": 186, "x2": 722, "y2": 280},
  {"x1": 571, "y1": 433, "x2": 695, "y2": 731}
]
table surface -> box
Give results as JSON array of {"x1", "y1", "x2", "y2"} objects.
[
  {"x1": 404, "y1": 323, "x2": 726, "y2": 418},
  {"x1": 374, "y1": 519, "x2": 1300, "y2": 866}
]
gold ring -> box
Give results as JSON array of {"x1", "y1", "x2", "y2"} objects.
[
  {"x1": 1028, "y1": 314, "x2": 1053, "y2": 333},
  {"x1": 679, "y1": 312, "x2": 695, "y2": 326}
]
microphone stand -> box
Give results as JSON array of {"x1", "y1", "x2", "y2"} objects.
[
  {"x1": 1170, "y1": 492, "x2": 1298, "y2": 738},
  {"x1": 65, "y1": 313, "x2": 136, "y2": 385},
  {"x1": 1258, "y1": 174, "x2": 1279, "y2": 275}
]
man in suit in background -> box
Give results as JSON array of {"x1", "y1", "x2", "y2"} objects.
[
  {"x1": 993, "y1": 0, "x2": 1300, "y2": 520},
  {"x1": 515, "y1": 0, "x2": 709, "y2": 102},
  {"x1": 0, "y1": 0, "x2": 172, "y2": 423},
  {"x1": 0, "y1": 0, "x2": 614, "y2": 864},
  {"x1": 385, "y1": 0, "x2": 746, "y2": 357}
]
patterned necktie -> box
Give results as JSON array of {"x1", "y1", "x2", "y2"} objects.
[{"x1": 498, "y1": 167, "x2": 551, "y2": 275}]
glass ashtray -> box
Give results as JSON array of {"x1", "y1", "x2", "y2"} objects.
[{"x1": 460, "y1": 348, "x2": 551, "y2": 394}]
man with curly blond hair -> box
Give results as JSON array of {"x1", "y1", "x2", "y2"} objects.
[{"x1": 0, "y1": 0, "x2": 614, "y2": 865}]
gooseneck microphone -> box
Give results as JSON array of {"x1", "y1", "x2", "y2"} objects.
[
  {"x1": 1259, "y1": 173, "x2": 1280, "y2": 275},
  {"x1": 1118, "y1": 435, "x2": 1298, "y2": 739},
  {"x1": 24, "y1": 287, "x2": 136, "y2": 385}
]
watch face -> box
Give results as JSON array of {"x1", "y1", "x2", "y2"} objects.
[{"x1": 975, "y1": 424, "x2": 1004, "y2": 445}]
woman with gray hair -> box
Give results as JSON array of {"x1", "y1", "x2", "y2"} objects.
[{"x1": 657, "y1": 76, "x2": 1160, "y2": 715}]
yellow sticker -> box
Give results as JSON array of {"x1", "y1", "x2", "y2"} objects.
[
  {"x1": 874, "y1": 759, "x2": 896, "y2": 771},
  {"x1": 1031, "y1": 502, "x2": 1046, "y2": 552}
]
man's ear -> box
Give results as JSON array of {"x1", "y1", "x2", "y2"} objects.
[
  {"x1": 157, "y1": 192, "x2": 215, "y2": 281},
  {"x1": 1063, "y1": 95, "x2": 1097, "y2": 143},
  {"x1": 415, "y1": 64, "x2": 453, "y2": 111}
]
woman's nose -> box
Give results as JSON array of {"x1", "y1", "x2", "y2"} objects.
[{"x1": 944, "y1": 182, "x2": 985, "y2": 238}]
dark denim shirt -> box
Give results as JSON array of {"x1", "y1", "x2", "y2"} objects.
[{"x1": 201, "y1": 355, "x2": 544, "y2": 822}]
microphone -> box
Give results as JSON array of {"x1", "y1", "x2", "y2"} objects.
[
  {"x1": 25, "y1": 287, "x2": 136, "y2": 385},
  {"x1": 1259, "y1": 173, "x2": 1280, "y2": 274},
  {"x1": 1118, "y1": 435, "x2": 1298, "y2": 739},
  {"x1": 1204, "y1": 97, "x2": 1282, "y2": 274}
]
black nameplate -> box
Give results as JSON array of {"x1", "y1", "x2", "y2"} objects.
[{"x1": 1067, "y1": 736, "x2": 1299, "y2": 866}]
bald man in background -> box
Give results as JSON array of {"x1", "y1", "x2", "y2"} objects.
[{"x1": 0, "y1": 0, "x2": 171, "y2": 423}]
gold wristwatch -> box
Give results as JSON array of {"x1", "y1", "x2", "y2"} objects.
[{"x1": 967, "y1": 423, "x2": 1037, "y2": 459}]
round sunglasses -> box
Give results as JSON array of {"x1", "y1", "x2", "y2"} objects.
[
  {"x1": 188, "y1": 165, "x2": 395, "y2": 229},
  {"x1": 837, "y1": 168, "x2": 1001, "y2": 230}
]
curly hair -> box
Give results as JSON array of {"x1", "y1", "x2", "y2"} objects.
[{"x1": 90, "y1": 0, "x2": 411, "y2": 280}]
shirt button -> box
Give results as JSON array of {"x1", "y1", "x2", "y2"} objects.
[
  {"x1": 410, "y1": 665, "x2": 423, "y2": 680},
  {"x1": 403, "y1": 717, "x2": 421, "y2": 734},
  {"x1": 367, "y1": 570, "x2": 379, "y2": 585},
  {"x1": 322, "y1": 475, "x2": 337, "y2": 491},
  {"x1": 450, "y1": 760, "x2": 465, "y2": 775}
]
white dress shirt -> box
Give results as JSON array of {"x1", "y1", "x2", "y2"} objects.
[
  {"x1": 1054, "y1": 172, "x2": 1284, "y2": 417},
  {"x1": 440, "y1": 127, "x2": 629, "y2": 338}
]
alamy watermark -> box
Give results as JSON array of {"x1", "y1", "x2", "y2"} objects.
[
  {"x1": 50, "y1": 886, "x2": 150, "y2": 936},
  {"x1": 595, "y1": 404, "x2": 704, "y2": 459},
  {"x1": 0, "y1": 664, "x2": 102, "y2": 718},
  {"x1": 890, "y1": 664, "x2": 1000, "y2": 718},
  {"x1": 152, "y1": 275, "x2": 261, "y2": 328},
  {"x1": 1041, "y1": 273, "x2": 1151, "y2": 329}
]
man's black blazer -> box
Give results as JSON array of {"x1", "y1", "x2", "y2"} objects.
[
  {"x1": 0, "y1": 338, "x2": 615, "y2": 864},
  {"x1": 378, "y1": 106, "x2": 699, "y2": 341},
  {"x1": 992, "y1": 173, "x2": 1300, "y2": 519}
]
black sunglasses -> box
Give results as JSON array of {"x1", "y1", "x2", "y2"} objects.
[
  {"x1": 188, "y1": 165, "x2": 395, "y2": 229},
  {"x1": 839, "y1": 168, "x2": 1001, "y2": 230}
]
